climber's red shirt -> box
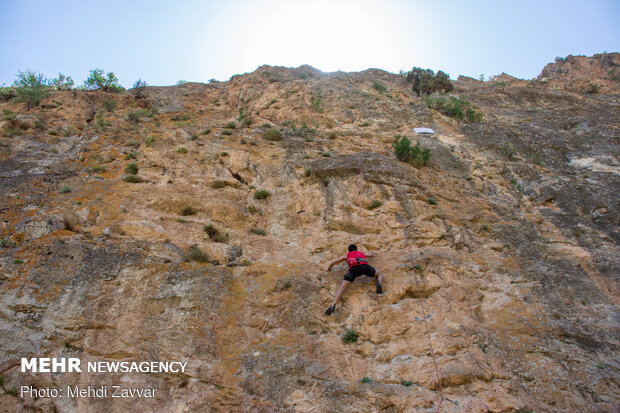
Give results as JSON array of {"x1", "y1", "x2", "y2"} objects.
[{"x1": 346, "y1": 251, "x2": 368, "y2": 268}]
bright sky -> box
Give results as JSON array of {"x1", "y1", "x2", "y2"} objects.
[{"x1": 1, "y1": 0, "x2": 618, "y2": 87}]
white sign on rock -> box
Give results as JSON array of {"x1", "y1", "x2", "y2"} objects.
[{"x1": 414, "y1": 127, "x2": 435, "y2": 134}]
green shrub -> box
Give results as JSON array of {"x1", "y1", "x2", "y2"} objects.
[
  {"x1": 286, "y1": 123, "x2": 317, "y2": 138},
  {"x1": 239, "y1": 258, "x2": 251, "y2": 266},
  {"x1": 224, "y1": 121, "x2": 236, "y2": 129},
  {"x1": 94, "y1": 114, "x2": 108, "y2": 131},
  {"x1": 213, "y1": 233, "x2": 228, "y2": 243},
  {"x1": 180, "y1": 206, "x2": 197, "y2": 216},
  {"x1": 0, "y1": 237, "x2": 16, "y2": 248},
  {"x1": 427, "y1": 197, "x2": 437, "y2": 205},
  {"x1": 359, "y1": 121, "x2": 370, "y2": 127},
  {"x1": 50, "y1": 73, "x2": 74, "y2": 90},
  {"x1": 186, "y1": 245, "x2": 210, "y2": 262},
  {"x1": 84, "y1": 69, "x2": 124, "y2": 92},
  {"x1": 585, "y1": 83, "x2": 600, "y2": 94},
  {"x1": 254, "y1": 189, "x2": 271, "y2": 199},
  {"x1": 265, "y1": 99, "x2": 278, "y2": 109},
  {"x1": 200, "y1": 129, "x2": 211, "y2": 135},
  {"x1": 2, "y1": 109, "x2": 15, "y2": 120},
  {"x1": 203, "y1": 224, "x2": 228, "y2": 242},
  {"x1": 0, "y1": 86, "x2": 16, "y2": 101},
  {"x1": 60, "y1": 185, "x2": 72, "y2": 194},
  {"x1": 367, "y1": 200, "x2": 381, "y2": 210},
  {"x1": 123, "y1": 174, "x2": 143, "y2": 183},
  {"x1": 247, "y1": 205, "x2": 258, "y2": 214},
  {"x1": 400, "y1": 380, "x2": 412, "y2": 387},
  {"x1": 252, "y1": 228, "x2": 266, "y2": 236},
  {"x1": 359, "y1": 377, "x2": 372, "y2": 383},
  {"x1": 211, "y1": 180, "x2": 226, "y2": 189},
  {"x1": 310, "y1": 95, "x2": 324, "y2": 113},
  {"x1": 392, "y1": 135, "x2": 431, "y2": 167},
  {"x1": 127, "y1": 108, "x2": 150, "y2": 124},
  {"x1": 342, "y1": 329, "x2": 358, "y2": 343},
  {"x1": 4, "y1": 128, "x2": 20, "y2": 137},
  {"x1": 221, "y1": 130, "x2": 233, "y2": 136},
  {"x1": 145, "y1": 136, "x2": 155, "y2": 147},
  {"x1": 88, "y1": 163, "x2": 106, "y2": 173},
  {"x1": 372, "y1": 81, "x2": 387, "y2": 93},
  {"x1": 320, "y1": 151, "x2": 331, "y2": 157},
  {"x1": 204, "y1": 224, "x2": 219, "y2": 238},
  {"x1": 125, "y1": 162, "x2": 138, "y2": 174},
  {"x1": 13, "y1": 70, "x2": 49, "y2": 110},
  {"x1": 177, "y1": 146, "x2": 188, "y2": 154},
  {"x1": 263, "y1": 128, "x2": 282, "y2": 141},
  {"x1": 34, "y1": 120, "x2": 46, "y2": 130},
  {"x1": 328, "y1": 131, "x2": 337, "y2": 139},
  {"x1": 304, "y1": 167, "x2": 311, "y2": 177},
  {"x1": 500, "y1": 142, "x2": 516, "y2": 160},
  {"x1": 103, "y1": 99, "x2": 117, "y2": 112},
  {"x1": 405, "y1": 67, "x2": 453, "y2": 96},
  {"x1": 422, "y1": 94, "x2": 482, "y2": 122},
  {"x1": 132, "y1": 79, "x2": 148, "y2": 98}
]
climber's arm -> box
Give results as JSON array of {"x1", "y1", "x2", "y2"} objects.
[{"x1": 326, "y1": 257, "x2": 346, "y2": 272}]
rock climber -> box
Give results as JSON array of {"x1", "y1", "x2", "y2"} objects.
[{"x1": 323, "y1": 244, "x2": 384, "y2": 315}]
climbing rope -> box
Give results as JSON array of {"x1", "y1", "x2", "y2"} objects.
[
  {"x1": 355, "y1": 148, "x2": 443, "y2": 411},
  {"x1": 358, "y1": 151, "x2": 364, "y2": 243},
  {"x1": 384, "y1": 153, "x2": 444, "y2": 412}
]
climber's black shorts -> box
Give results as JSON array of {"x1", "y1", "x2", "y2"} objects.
[{"x1": 344, "y1": 264, "x2": 376, "y2": 282}]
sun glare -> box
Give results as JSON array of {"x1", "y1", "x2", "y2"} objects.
[{"x1": 231, "y1": 0, "x2": 403, "y2": 74}]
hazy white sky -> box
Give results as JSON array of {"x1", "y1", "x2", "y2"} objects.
[{"x1": 0, "y1": 0, "x2": 618, "y2": 87}]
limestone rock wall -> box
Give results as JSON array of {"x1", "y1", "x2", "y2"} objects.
[{"x1": 0, "y1": 60, "x2": 618, "y2": 412}]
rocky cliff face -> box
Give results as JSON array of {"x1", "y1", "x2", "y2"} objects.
[
  {"x1": 538, "y1": 52, "x2": 620, "y2": 93},
  {"x1": 0, "y1": 56, "x2": 618, "y2": 412}
]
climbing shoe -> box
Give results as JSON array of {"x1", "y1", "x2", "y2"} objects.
[
  {"x1": 325, "y1": 305, "x2": 336, "y2": 315},
  {"x1": 376, "y1": 281, "x2": 383, "y2": 294}
]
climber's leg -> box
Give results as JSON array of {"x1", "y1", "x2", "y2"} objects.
[
  {"x1": 375, "y1": 270, "x2": 383, "y2": 285},
  {"x1": 374, "y1": 271, "x2": 383, "y2": 294},
  {"x1": 325, "y1": 280, "x2": 351, "y2": 315}
]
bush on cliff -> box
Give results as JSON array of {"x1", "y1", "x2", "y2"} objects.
[
  {"x1": 422, "y1": 94, "x2": 483, "y2": 123},
  {"x1": 13, "y1": 70, "x2": 49, "y2": 110},
  {"x1": 405, "y1": 67, "x2": 453, "y2": 96},
  {"x1": 393, "y1": 135, "x2": 431, "y2": 167},
  {"x1": 84, "y1": 69, "x2": 124, "y2": 93}
]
